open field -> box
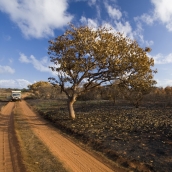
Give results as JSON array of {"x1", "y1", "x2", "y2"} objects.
[
  {"x1": 26, "y1": 99, "x2": 172, "y2": 172},
  {"x1": 0, "y1": 89, "x2": 11, "y2": 102}
]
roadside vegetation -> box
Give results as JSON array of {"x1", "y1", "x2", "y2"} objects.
[
  {"x1": 0, "y1": 89, "x2": 11, "y2": 112},
  {"x1": 0, "y1": 101, "x2": 8, "y2": 111},
  {"x1": 0, "y1": 88, "x2": 11, "y2": 102},
  {"x1": 13, "y1": 102, "x2": 68, "y2": 172}
]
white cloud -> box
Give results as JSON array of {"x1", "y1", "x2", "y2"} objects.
[
  {"x1": 80, "y1": 16, "x2": 134, "y2": 39},
  {"x1": 19, "y1": 53, "x2": 51, "y2": 73},
  {"x1": 74, "y1": 0, "x2": 97, "y2": 6},
  {"x1": 151, "y1": 0, "x2": 172, "y2": 23},
  {"x1": 77, "y1": 1, "x2": 152, "y2": 46},
  {"x1": 80, "y1": 16, "x2": 98, "y2": 28},
  {"x1": 155, "y1": 78, "x2": 172, "y2": 88},
  {"x1": 133, "y1": 18, "x2": 154, "y2": 46},
  {"x1": 153, "y1": 53, "x2": 172, "y2": 64},
  {"x1": 0, "y1": 79, "x2": 32, "y2": 88},
  {"x1": 0, "y1": 0, "x2": 73, "y2": 38},
  {"x1": 95, "y1": 4, "x2": 101, "y2": 19},
  {"x1": 88, "y1": 0, "x2": 97, "y2": 6},
  {"x1": 135, "y1": 13, "x2": 155, "y2": 26},
  {"x1": 0, "y1": 65, "x2": 15, "y2": 74},
  {"x1": 105, "y1": 3, "x2": 122, "y2": 20},
  {"x1": 19, "y1": 53, "x2": 30, "y2": 63},
  {"x1": 31, "y1": 55, "x2": 52, "y2": 72},
  {"x1": 166, "y1": 22, "x2": 172, "y2": 31},
  {"x1": 19, "y1": 53, "x2": 60, "y2": 76},
  {"x1": 114, "y1": 21, "x2": 133, "y2": 38},
  {"x1": 0, "y1": 80, "x2": 15, "y2": 88},
  {"x1": 135, "y1": 0, "x2": 172, "y2": 32},
  {"x1": 145, "y1": 40, "x2": 154, "y2": 46},
  {"x1": 16, "y1": 79, "x2": 32, "y2": 88},
  {"x1": 80, "y1": 2, "x2": 141, "y2": 42},
  {"x1": 133, "y1": 21, "x2": 144, "y2": 43}
]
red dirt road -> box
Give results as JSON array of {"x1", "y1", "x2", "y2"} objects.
[
  {"x1": 0, "y1": 101, "x2": 125, "y2": 172},
  {"x1": 19, "y1": 101, "x2": 123, "y2": 172},
  {"x1": 0, "y1": 102, "x2": 14, "y2": 172}
]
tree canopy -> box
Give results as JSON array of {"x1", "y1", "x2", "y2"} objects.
[
  {"x1": 28, "y1": 81, "x2": 60, "y2": 99},
  {"x1": 48, "y1": 24, "x2": 156, "y2": 119}
]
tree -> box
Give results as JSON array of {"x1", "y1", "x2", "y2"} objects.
[
  {"x1": 150, "y1": 87, "x2": 165, "y2": 105},
  {"x1": 48, "y1": 24, "x2": 156, "y2": 119},
  {"x1": 164, "y1": 86, "x2": 172, "y2": 107},
  {"x1": 106, "y1": 81, "x2": 122, "y2": 104},
  {"x1": 28, "y1": 81, "x2": 60, "y2": 99},
  {"x1": 109, "y1": 47, "x2": 157, "y2": 108},
  {"x1": 77, "y1": 82, "x2": 102, "y2": 100},
  {"x1": 117, "y1": 72, "x2": 157, "y2": 107}
]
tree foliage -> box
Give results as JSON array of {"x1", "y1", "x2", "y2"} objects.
[
  {"x1": 48, "y1": 24, "x2": 156, "y2": 119},
  {"x1": 116, "y1": 68, "x2": 157, "y2": 107},
  {"x1": 28, "y1": 81, "x2": 60, "y2": 99}
]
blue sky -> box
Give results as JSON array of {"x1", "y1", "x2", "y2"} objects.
[{"x1": 0, "y1": 0, "x2": 172, "y2": 88}]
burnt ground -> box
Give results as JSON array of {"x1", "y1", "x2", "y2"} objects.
[{"x1": 26, "y1": 99, "x2": 172, "y2": 172}]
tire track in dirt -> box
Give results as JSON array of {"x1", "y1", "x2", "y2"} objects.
[
  {"x1": 0, "y1": 102, "x2": 14, "y2": 172},
  {"x1": 19, "y1": 101, "x2": 124, "y2": 172},
  {"x1": 0, "y1": 102, "x2": 25, "y2": 172}
]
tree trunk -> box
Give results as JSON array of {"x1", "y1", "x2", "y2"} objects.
[
  {"x1": 67, "y1": 97, "x2": 76, "y2": 119},
  {"x1": 135, "y1": 102, "x2": 139, "y2": 108}
]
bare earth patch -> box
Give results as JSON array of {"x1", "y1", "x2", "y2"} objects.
[{"x1": 0, "y1": 102, "x2": 14, "y2": 172}]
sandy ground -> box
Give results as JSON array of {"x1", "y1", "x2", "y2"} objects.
[
  {"x1": 0, "y1": 102, "x2": 25, "y2": 172},
  {"x1": 0, "y1": 102, "x2": 14, "y2": 172},
  {"x1": 19, "y1": 100, "x2": 124, "y2": 172},
  {"x1": 0, "y1": 100, "x2": 125, "y2": 172}
]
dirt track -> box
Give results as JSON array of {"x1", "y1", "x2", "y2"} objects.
[
  {"x1": 0, "y1": 102, "x2": 25, "y2": 172},
  {"x1": 19, "y1": 101, "x2": 116, "y2": 172},
  {"x1": 0, "y1": 102, "x2": 14, "y2": 172},
  {"x1": 0, "y1": 101, "x2": 124, "y2": 172}
]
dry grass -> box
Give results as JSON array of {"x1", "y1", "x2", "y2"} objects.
[
  {"x1": 0, "y1": 89, "x2": 11, "y2": 101},
  {"x1": 0, "y1": 102, "x2": 8, "y2": 111},
  {"x1": 13, "y1": 102, "x2": 68, "y2": 172}
]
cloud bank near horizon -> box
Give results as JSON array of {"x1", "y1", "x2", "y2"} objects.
[{"x1": 0, "y1": 79, "x2": 32, "y2": 89}]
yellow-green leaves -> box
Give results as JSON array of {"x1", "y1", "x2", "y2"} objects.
[{"x1": 48, "y1": 24, "x2": 157, "y2": 116}]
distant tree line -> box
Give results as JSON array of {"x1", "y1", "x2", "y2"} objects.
[
  {"x1": 27, "y1": 81, "x2": 172, "y2": 109},
  {"x1": 78, "y1": 84, "x2": 172, "y2": 108},
  {"x1": 27, "y1": 81, "x2": 65, "y2": 99}
]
